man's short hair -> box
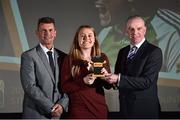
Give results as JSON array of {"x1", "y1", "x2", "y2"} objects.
[
  {"x1": 37, "y1": 17, "x2": 55, "y2": 29},
  {"x1": 126, "y1": 15, "x2": 146, "y2": 26}
]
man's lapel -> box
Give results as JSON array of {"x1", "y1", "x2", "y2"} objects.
[{"x1": 36, "y1": 45, "x2": 55, "y2": 83}]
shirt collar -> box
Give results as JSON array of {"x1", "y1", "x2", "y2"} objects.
[
  {"x1": 39, "y1": 43, "x2": 54, "y2": 54},
  {"x1": 130, "y1": 38, "x2": 145, "y2": 49}
]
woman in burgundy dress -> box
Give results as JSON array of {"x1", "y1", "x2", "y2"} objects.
[{"x1": 61, "y1": 25, "x2": 112, "y2": 119}]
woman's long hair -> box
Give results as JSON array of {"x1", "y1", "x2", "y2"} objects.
[{"x1": 69, "y1": 25, "x2": 101, "y2": 77}]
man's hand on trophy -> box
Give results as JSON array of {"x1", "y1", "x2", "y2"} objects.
[
  {"x1": 83, "y1": 73, "x2": 97, "y2": 85},
  {"x1": 104, "y1": 74, "x2": 119, "y2": 84},
  {"x1": 101, "y1": 67, "x2": 109, "y2": 75}
]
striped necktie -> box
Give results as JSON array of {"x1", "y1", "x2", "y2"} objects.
[{"x1": 127, "y1": 46, "x2": 138, "y2": 60}]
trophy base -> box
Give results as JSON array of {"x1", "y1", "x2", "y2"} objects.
[{"x1": 92, "y1": 74, "x2": 105, "y2": 78}]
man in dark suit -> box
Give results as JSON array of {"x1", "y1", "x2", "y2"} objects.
[
  {"x1": 20, "y1": 17, "x2": 69, "y2": 119},
  {"x1": 105, "y1": 15, "x2": 162, "y2": 118}
]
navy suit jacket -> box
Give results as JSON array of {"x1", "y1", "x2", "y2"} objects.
[{"x1": 115, "y1": 40, "x2": 162, "y2": 118}]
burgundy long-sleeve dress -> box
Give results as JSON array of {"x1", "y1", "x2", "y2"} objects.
[{"x1": 61, "y1": 53, "x2": 111, "y2": 119}]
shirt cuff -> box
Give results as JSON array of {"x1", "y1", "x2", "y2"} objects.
[
  {"x1": 117, "y1": 73, "x2": 121, "y2": 87},
  {"x1": 113, "y1": 73, "x2": 120, "y2": 90}
]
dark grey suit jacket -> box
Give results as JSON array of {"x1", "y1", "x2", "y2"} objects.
[
  {"x1": 20, "y1": 44, "x2": 69, "y2": 119},
  {"x1": 115, "y1": 41, "x2": 162, "y2": 118}
]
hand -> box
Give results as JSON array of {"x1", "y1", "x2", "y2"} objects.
[
  {"x1": 105, "y1": 74, "x2": 119, "y2": 84},
  {"x1": 100, "y1": 67, "x2": 112, "y2": 80},
  {"x1": 51, "y1": 104, "x2": 63, "y2": 118},
  {"x1": 101, "y1": 67, "x2": 109, "y2": 75},
  {"x1": 87, "y1": 61, "x2": 93, "y2": 72},
  {"x1": 83, "y1": 73, "x2": 97, "y2": 85}
]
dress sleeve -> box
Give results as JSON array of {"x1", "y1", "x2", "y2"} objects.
[{"x1": 61, "y1": 56, "x2": 89, "y2": 94}]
